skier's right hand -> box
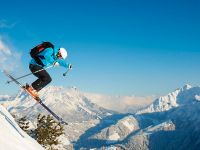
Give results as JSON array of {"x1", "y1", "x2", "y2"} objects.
[{"x1": 53, "y1": 62, "x2": 59, "y2": 67}]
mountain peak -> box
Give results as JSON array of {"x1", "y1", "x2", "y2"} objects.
[
  {"x1": 182, "y1": 84, "x2": 192, "y2": 90},
  {"x1": 41, "y1": 85, "x2": 79, "y2": 93},
  {"x1": 136, "y1": 84, "x2": 196, "y2": 115}
]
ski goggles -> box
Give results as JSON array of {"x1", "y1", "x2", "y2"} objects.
[{"x1": 57, "y1": 51, "x2": 63, "y2": 59}]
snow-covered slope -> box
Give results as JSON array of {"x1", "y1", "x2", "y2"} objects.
[
  {"x1": 2, "y1": 86, "x2": 114, "y2": 149},
  {"x1": 90, "y1": 116, "x2": 139, "y2": 143},
  {"x1": 0, "y1": 105, "x2": 44, "y2": 150}
]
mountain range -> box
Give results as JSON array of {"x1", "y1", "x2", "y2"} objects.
[{"x1": 1, "y1": 84, "x2": 200, "y2": 149}]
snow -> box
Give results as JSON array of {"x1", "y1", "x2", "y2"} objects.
[
  {"x1": 182, "y1": 84, "x2": 192, "y2": 90},
  {"x1": 195, "y1": 95, "x2": 200, "y2": 101},
  {"x1": 0, "y1": 105, "x2": 44, "y2": 150},
  {"x1": 122, "y1": 120, "x2": 135, "y2": 131},
  {"x1": 104, "y1": 146, "x2": 121, "y2": 150},
  {"x1": 78, "y1": 104, "x2": 93, "y2": 115},
  {"x1": 2, "y1": 84, "x2": 200, "y2": 149},
  {"x1": 136, "y1": 85, "x2": 192, "y2": 114},
  {"x1": 108, "y1": 132, "x2": 120, "y2": 142},
  {"x1": 145, "y1": 121, "x2": 175, "y2": 135},
  {"x1": 52, "y1": 134, "x2": 71, "y2": 150}
]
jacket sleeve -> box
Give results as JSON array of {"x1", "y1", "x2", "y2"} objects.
[{"x1": 56, "y1": 59, "x2": 70, "y2": 69}]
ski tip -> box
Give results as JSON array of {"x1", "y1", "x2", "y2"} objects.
[{"x1": 61, "y1": 120, "x2": 68, "y2": 125}]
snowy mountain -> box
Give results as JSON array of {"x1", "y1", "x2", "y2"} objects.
[
  {"x1": 3, "y1": 84, "x2": 200, "y2": 149},
  {"x1": 3, "y1": 86, "x2": 113, "y2": 122},
  {"x1": 2, "y1": 86, "x2": 114, "y2": 149},
  {"x1": 70, "y1": 84, "x2": 200, "y2": 149},
  {"x1": 0, "y1": 104, "x2": 44, "y2": 150},
  {"x1": 116, "y1": 84, "x2": 200, "y2": 150},
  {"x1": 136, "y1": 84, "x2": 196, "y2": 114}
]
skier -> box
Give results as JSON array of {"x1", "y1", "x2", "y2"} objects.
[{"x1": 25, "y1": 42, "x2": 72, "y2": 99}]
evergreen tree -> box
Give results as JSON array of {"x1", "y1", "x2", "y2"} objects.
[
  {"x1": 18, "y1": 116, "x2": 30, "y2": 133},
  {"x1": 35, "y1": 114, "x2": 64, "y2": 149}
]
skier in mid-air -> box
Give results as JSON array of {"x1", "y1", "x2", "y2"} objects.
[{"x1": 25, "y1": 42, "x2": 72, "y2": 99}]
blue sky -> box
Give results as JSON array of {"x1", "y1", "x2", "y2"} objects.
[{"x1": 0, "y1": 0, "x2": 200, "y2": 96}]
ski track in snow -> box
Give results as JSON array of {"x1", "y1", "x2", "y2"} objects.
[
  {"x1": 0, "y1": 110, "x2": 24, "y2": 137},
  {"x1": 0, "y1": 105, "x2": 45, "y2": 150}
]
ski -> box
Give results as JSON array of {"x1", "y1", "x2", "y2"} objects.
[{"x1": 3, "y1": 70, "x2": 68, "y2": 125}]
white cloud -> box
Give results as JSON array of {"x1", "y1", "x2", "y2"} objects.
[
  {"x1": 0, "y1": 37, "x2": 21, "y2": 71},
  {"x1": 0, "y1": 40, "x2": 11, "y2": 55},
  {"x1": 84, "y1": 92, "x2": 156, "y2": 113}
]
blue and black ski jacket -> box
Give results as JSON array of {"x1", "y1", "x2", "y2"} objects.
[{"x1": 30, "y1": 47, "x2": 70, "y2": 69}]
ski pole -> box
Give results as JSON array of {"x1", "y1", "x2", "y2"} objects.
[
  {"x1": 63, "y1": 68, "x2": 70, "y2": 77},
  {"x1": 6, "y1": 65, "x2": 54, "y2": 84}
]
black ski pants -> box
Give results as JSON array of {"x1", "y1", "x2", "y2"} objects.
[{"x1": 29, "y1": 64, "x2": 52, "y2": 91}]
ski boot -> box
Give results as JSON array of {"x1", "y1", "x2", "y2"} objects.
[{"x1": 24, "y1": 84, "x2": 39, "y2": 101}]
